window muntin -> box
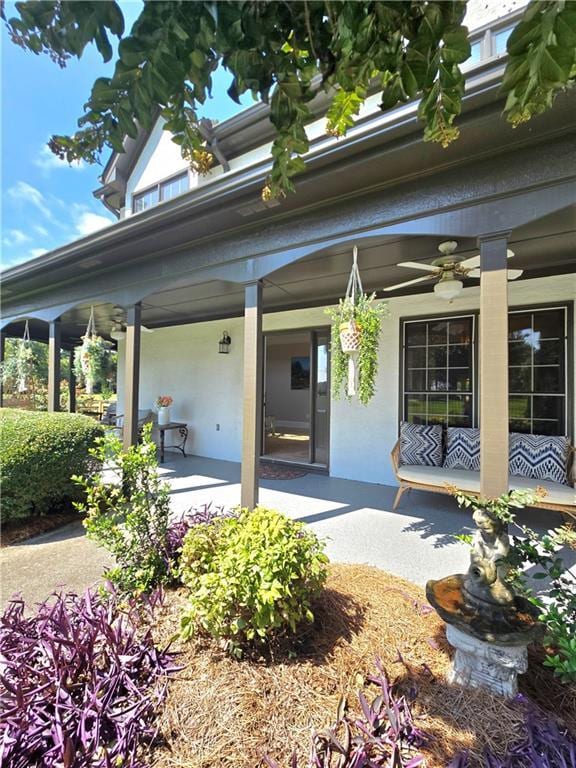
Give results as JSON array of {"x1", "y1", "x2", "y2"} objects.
[
  {"x1": 160, "y1": 172, "x2": 189, "y2": 201},
  {"x1": 403, "y1": 316, "x2": 475, "y2": 427},
  {"x1": 133, "y1": 187, "x2": 159, "y2": 213},
  {"x1": 508, "y1": 307, "x2": 567, "y2": 436},
  {"x1": 132, "y1": 171, "x2": 189, "y2": 213}
]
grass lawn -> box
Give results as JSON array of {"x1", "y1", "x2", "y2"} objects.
[{"x1": 149, "y1": 563, "x2": 575, "y2": 768}]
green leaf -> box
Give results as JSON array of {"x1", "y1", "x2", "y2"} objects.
[
  {"x1": 118, "y1": 37, "x2": 148, "y2": 68},
  {"x1": 441, "y1": 25, "x2": 471, "y2": 64}
]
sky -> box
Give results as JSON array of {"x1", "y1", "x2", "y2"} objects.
[
  {"x1": 1, "y1": 0, "x2": 523, "y2": 272},
  {"x1": 0, "y1": 1, "x2": 250, "y2": 271}
]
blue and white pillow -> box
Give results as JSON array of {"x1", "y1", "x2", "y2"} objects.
[
  {"x1": 399, "y1": 422, "x2": 443, "y2": 467},
  {"x1": 443, "y1": 427, "x2": 480, "y2": 471},
  {"x1": 509, "y1": 433, "x2": 569, "y2": 485}
]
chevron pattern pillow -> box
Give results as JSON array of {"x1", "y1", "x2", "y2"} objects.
[
  {"x1": 399, "y1": 422, "x2": 443, "y2": 467},
  {"x1": 444, "y1": 427, "x2": 481, "y2": 471},
  {"x1": 509, "y1": 433, "x2": 570, "y2": 485}
]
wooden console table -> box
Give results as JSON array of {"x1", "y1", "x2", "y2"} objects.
[{"x1": 157, "y1": 422, "x2": 188, "y2": 463}]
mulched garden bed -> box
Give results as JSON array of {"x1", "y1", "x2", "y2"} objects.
[
  {"x1": 0, "y1": 511, "x2": 82, "y2": 547},
  {"x1": 149, "y1": 563, "x2": 575, "y2": 768}
]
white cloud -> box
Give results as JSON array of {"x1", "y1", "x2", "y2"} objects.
[
  {"x1": 7, "y1": 181, "x2": 52, "y2": 219},
  {"x1": 35, "y1": 144, "x2": 85, "y2": 174},
  {"x1": 75, "y1": 212, "x2": 113, "y2": 236},
  {"x1": 2, "y1": 229, "x2": 31, "y2": 246},
  {"x1": 29, "y1": 247, "x2": 48, "y2": 258},
  {"x1": 34, "y1": 225, "x2": 49, "y2": 237}
]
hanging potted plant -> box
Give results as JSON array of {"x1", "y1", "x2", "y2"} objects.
[
  {"x1": 74, "y1": 307, "x2": 109, "y2": 394},
  {"x1": 0, "y1": 321, "x2": 36, "y2": 395},
  {"x1": 326, "y1": 247, "x2": 389, "y2": 405}
]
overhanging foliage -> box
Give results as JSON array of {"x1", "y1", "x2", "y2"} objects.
[{"x1": 3, "y1": 1, "x2": 575, "y2": 198}]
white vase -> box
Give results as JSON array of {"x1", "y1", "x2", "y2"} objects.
[{"x1": 158, "y1": 406, "x2": 171, "y2": 426}]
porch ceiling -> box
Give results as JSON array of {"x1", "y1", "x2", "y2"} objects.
[{"x1": 4, "y1": 204, "x2": 573, "y2": 347}]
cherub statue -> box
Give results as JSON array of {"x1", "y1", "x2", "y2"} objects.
[{"x1": 464, "y1": 507, "x2": 514, "y2": 607}]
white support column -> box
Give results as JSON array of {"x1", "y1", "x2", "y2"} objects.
[
  {"x1": 123, "y1": 303, "x2": 142, "y2": 450},
  {"x1": 479, "y1": 234, "x2": 510, "y2": 498},
  {"x1": 241, "y1": 281, "x2": 263, "y2": 509}
]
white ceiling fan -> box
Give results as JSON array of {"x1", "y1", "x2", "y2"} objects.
[
  {"x1": 110, "y1": 306, "x2": 155, "y2": 340},
  {"x1": 383, "y1": 241, "x2": 523, "y2": 301}
]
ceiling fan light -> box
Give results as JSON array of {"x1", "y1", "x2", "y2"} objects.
[
  {"x1": 110, "y1": 326, "x2": 126, "y2": 341},
  {"x1": 434, "y1": 278, "x2": 463, "y2": 301}
]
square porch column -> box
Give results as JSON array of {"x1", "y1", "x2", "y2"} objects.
[
  {"x1": 479, "y1": 234, "x2": 510, "y2": 498},
  {"x1": 123, "y1": 303, "x2": 142, "y2": 450},
  {"x1": 241, "y1": 281, "x2": 263, "y2": 509},
  {"x1": 47, "y1": 319, "x2": 62, "y2": 412}
]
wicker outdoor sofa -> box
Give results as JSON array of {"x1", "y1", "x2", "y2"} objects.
[{"x1": 391, "y1": 436, "x2": 576, "y2": 521}]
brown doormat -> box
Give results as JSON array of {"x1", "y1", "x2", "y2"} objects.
[{"x1": 259, "y1": 462, "x2": 308, "y2": 480}]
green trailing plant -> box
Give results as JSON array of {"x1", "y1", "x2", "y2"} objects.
[
  {"x1": 452, "y1": 486, "x2": 576, "y2": 684},
  {"x1": 73, "y1": 423, "x2": 174, "y2": 595},
  {"x1": 327, "y1": 293, "x2": 389, "y2": 406},
  {"x1": 0, "y1": 408, "x2": 103, "y2": 521},
  {"x1": 74, "y1": 334, "x2": 111, "y2": 394},
  {"x1": 3, "y1": 2, "x2": 575, "y2": 199},
  {"x1": 179, "y1": 506, "x2": 329, "y2": 655}
]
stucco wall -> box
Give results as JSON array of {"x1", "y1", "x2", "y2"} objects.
[{"x1": 117, "y1": 274, "x2": 575, "y2": 487}]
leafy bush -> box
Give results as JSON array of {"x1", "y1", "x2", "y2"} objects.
[
  {"x1": 452, "y1": 487, "x2": 576, "y2": 684},
  {"x1": 264, "y1": 658, "x2": 427, "y2": 768},
  {"x1": 0, "y1": 588, "x2": 177, "y2": 768},
  {"x1": 179, "y1": 507, "x2": 328, "y2": 653},
  {"x1": 73, "y1": 425, "x2": 174, "y2": 595},
  {"x1": 0, "y1": 408, "x2": 103, "y2": 521}
]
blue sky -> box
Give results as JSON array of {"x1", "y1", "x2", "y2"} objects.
[{"x1": 1, "y1": 1, "x2": 249, "y2": 271}]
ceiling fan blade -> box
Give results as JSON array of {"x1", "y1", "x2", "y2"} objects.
[
  {"x1": 460, "y1": 248, "x2": 515, "y2": 270},
  {"x1": 383, "y1": 275, "x2": 434, "y2": 292},
  {"x1": 396, "y1": 261, "x2": 438, "y2": 272},
  {"x1": 507, "y1": 269, "x2": 523, "y2": 280},
  {"x1": 467, "y1": 269, "x2": 481, "y2": 278}
]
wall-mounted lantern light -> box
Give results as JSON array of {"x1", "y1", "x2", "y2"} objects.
[{"x1": 219, "y1": 331, "x2": 231, "y2": 354}]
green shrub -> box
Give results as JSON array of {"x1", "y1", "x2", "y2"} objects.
[
  {"x1": 73, "y1": 424, "x2": 173, "y2": 595},
  {"x1": 0, "y1": 408, "x2": 103, "y2": 521},
  {"x1": 179, "y1": 507, "x2": 329, "y2": 654}
]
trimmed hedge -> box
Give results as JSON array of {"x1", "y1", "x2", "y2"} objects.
[{"x1": 0, "y1": 408, "x2": 104, "y2": 521}]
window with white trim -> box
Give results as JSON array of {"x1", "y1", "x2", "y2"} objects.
[{"x1": 132, "y1": 171, "x2": 189, "y2": 213}]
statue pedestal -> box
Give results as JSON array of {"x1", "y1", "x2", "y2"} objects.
[{"x1": 446, "y1": 624, "x2": 529, "y2": 698}]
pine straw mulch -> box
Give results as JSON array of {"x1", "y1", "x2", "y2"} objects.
[
  {"x1": 149, "y1": 564, "x2": 576, "y2": 768},
  {"x1": 0, "y1": 511, "x2": 81, "y2": 547}
]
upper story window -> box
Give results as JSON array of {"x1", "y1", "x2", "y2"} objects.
[
  {"x1": 493, "y1": 25, "x2": 514, "y2": 56},
  {"x1": 132, "y1": 171, "x2": 189, "y2": 214}
]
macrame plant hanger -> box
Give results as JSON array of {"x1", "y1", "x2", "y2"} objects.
[
  {"x1": 18, "y1": 320, "x2": 31, "y2": 393},
  {"x1": 341, "y1": 246, "x2": 364, "y2": 397},
  {"x1": 81, "y1": 306, "x2": 97, "y2": 394}
]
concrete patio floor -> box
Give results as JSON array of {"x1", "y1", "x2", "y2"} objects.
[{"x1": 2, "y1": 452, "x2": 573, "y2": 607}]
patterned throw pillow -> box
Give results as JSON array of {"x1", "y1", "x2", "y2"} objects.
[
  {"x1": 444, "y1": 427, "x2": 481, "y2": 471},
  {"x1": 399, "y1": 422, "x2": 443, "y2": 467},
  {"x1": 509, "y1": 433, "x2": 570, "y2": 485}
]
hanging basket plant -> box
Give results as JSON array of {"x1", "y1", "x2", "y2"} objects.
[
  {"x1": 326, "y1": 247, "x2": 389, "y2": 406},
  {"x1": 74, "y1": 307, "x2": 110, "y2": 394},
  {"x1": 12, "y1": 321, "x2": 36, "y2": 393}
]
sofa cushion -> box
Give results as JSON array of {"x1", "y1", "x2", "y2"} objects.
[
  {"x1": 444, "y1": 427, "x2": 480, "y2": 471},
  {"x1": 396, "y1": 465, "x2": 575, "y2": 507},
  {"x1": 399, "y1": 422, "x2": 442, "y2": 467},
  {"x1": 509, "y1": 433, "x2": 570, "y2": 485}
]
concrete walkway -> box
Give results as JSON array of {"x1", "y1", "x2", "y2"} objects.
[{"x1": 2, "y1": 453, "x2": 573, "y2": 607}]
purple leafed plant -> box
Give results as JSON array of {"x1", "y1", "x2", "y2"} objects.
[
  {"x1": 264, "y1": 657, "x2": 427, "y2": 768},
  {"x1": 449, "y1": 697, "x2": 576, "y2": 768},
  {"x1": 0, "y1": 588, "x2": 179, "y2": 768},
  {"x1": 166, "y1": 502, "x2": 232, "y2": 565}
]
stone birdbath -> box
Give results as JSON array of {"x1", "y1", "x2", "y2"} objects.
[{"x1": 426, "y1": 497, "x2": 543, "y2": 697}]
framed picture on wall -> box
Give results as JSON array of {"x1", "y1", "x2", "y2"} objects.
[{"x1": 291, "y1": 356, "x2": 310, "y2": 389}]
